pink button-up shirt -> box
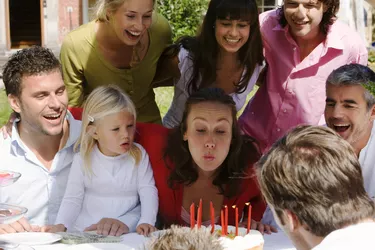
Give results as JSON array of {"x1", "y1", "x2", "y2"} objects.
[{"x1": 239, "y1": 10, "x2": 368, "y2": 152}]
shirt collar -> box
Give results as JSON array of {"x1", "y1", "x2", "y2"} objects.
[
  {"x1": 273, "y1": 20, "x2": 344, "y2": 51},
  {"x1": 11, "y1": 110, "x2": 81, "y2": 154},
  {"x1": 323, "y1": 22, "x2": 344, "y2": 50}
]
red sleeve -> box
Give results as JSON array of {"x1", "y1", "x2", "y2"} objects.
[
  {"x1": 135, "y1": 123, "x2": 181, "y2": 227},
  {"x1": 68, "y1": 107, "x2": 83, "y2": 120},
  {"x1": 225, "y1": 165, "x2": 266, "y2": 225}
]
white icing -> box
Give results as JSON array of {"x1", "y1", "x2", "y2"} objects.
[{"x1": 208, "y1": 225, "x2": 264, "y2": 250}]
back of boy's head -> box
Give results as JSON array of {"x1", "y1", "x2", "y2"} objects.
[
  {"x1": 257, "y1": 125, "x2": 375, "y2": 237},
  {"x1": 2, "y1": 46, "x2": 61, "y2": 97},
  {"x1": 148, "y1": 226, "x2": 223, "y2": 250}
]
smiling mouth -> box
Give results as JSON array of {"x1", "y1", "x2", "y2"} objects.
[
  {"x1": 43, "y1": 113, "x2": 61, "y2": 120},
  {"x1": 293, "y1": 20, "x2": 309, "y2": 25},
  {"x1": 225, "y1": 37, "x2": 241, "y2": 44},
  {"x1": 332, "y1": 123, "x2": 350, "y2": 133},
  {"x1": 125, "y1": 30, "x2": 141, "y2": 40}
]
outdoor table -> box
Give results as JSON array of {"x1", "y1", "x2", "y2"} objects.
[{"x1": 31, "y1": 231, "x2": 296, "y2": 250}]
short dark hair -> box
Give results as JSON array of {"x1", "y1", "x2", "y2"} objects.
[
  {"x1": 278, "y1": 0, "x2": 340, "y2": 35},
  {"x1": 257, "y1": 125, "x2": 375, "y2": 237},
  {"x1": 164, "y1": 87, "x2": 260, "y2": 197},
  {"x1": 326, "y1": 64, "x2": 375, "y2": 110},
  {"x1": 2, "y1": 46, "x2": 61, "y2": 97}
]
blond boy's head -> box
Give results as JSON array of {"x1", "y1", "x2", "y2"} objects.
[{"x1": 148, "y1": 225, "x2": 223, "y2": 250}]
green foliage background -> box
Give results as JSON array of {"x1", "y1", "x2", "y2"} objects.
[{"x1": 157, "y1": 0, "x2": 209, "y2": 41}]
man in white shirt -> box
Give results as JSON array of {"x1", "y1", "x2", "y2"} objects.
[
  {"x1": 0, "y1": 46, "x2": 81, "y2": 234},
  {"x1": 324, "y1": 64, "x2": 375, "y2": 198},
  {"x1": 257, "y1": 125, "x2": 375, "y2": 250}
]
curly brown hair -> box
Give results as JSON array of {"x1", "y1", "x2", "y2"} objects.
[
  {"x1": 2, "y1": 46, "x2": 61, "y2": 97},
  {"x1": 164, "y1": 88, "x2": 260, "y2": 198},
  {"x1": 278, "y1": 0, "x2": 340, "y2": 35}
]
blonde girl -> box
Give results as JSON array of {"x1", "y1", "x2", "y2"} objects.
[{"x1": 52, "y1": 85, "x2": 158, "y2": 236}]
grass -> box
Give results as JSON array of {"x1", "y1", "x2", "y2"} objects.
[
  {"x1": 154, "y1": 86, "x2": 258, "y2": 119},
  {"x1": 0, "y1": 87, "x2": 258, "y2": 126},
  {"x1": 0, "y1": 90, "x2": 12, "y2": 126}
]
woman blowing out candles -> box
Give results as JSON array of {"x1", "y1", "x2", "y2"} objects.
[
  {"x1": 57, "y1": 87, "x2": 276, "y2": 234},
  {"x1": 150, "y1": 88, "x2": 276, "y2": 234}
]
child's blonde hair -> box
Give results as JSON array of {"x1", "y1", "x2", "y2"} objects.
[
  {"x1": 148, "y1": 225, "x2": 223, "y2": 250},
  {"x1": 75, "y1": 85, "x2": 141, "y2": 174}
]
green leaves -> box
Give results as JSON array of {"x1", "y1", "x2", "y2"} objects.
[
  {"x1": 157, "y1": 0, "x2": 209, "y2": 41},
  {"x1": 364, "y1": 81, "x2": 375, "y2": 97}
]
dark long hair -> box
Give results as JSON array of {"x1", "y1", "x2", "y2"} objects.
[
  {"x1": 164, "y1": 88, "x2": 260, "y2": 198},
  {"x1": 160, "y1": 0, "x2": 263, "y2": 94},
  {"x1": 278, "y1": 0, "x2": 340, "y2": 35}
]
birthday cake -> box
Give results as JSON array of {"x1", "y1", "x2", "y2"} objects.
[{"x1": 211, "y1": 225, "x2": 264, "y2": 250}]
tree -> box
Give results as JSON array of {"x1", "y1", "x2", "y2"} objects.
[{"x1": 157, "y1": 0, "x2": 209, "y2": 41}]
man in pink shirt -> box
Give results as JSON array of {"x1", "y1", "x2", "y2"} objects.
[{"x1": 239, "y1": 0, "x2": 368, "y2": 152}]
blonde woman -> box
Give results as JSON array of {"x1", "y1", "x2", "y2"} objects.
[
  {"x1": 61, "y1": 0, "x2": 172, "y2": 124},
  {"x1": 49, "y1": 86, "x2": 158, "y2": 236}
]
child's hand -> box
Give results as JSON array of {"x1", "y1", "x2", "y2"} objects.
[
  {"x1": 136, "y1": 223, "x2": 156, "y2": 236},
  {"x1": 84, "y1": 218, "x2": 129, "y2": 236},
  {"x1": 41, "y1": 224, "x2": 66, "y2": 233}
]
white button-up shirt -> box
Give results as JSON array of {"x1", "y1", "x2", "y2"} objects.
[
  {"x1": 359, "y1": 122, "x2": 375, "y2": 198},
  {"x1": 312, "y1": 222, "x2": 375, "y2": 250},
  {"x1": 0, "y1": 112, "x2": 81, "y2": 226}
]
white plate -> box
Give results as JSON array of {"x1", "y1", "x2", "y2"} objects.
[
  {"x1": 15, "y1": 246, "x2": 35, "y2": 250},
  {"x1": 68, "y1": 243, "x2": 133, "y2": 250},
  {"x1": 0, "y1": 232, "x2": 62, "y2": 245}
]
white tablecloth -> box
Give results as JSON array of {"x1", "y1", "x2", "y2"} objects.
[{"x1": 31, "y1": 231, "x2": 295, "y2": 250}]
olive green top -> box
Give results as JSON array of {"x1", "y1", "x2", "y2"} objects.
[{"x1": 60, "y1": 13, "x2": 172, "y2": 123}]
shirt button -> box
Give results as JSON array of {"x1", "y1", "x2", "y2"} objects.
[
  {"x1": 277, "y1": 128, "x2": 281, "y2": 132},
  {"x1": 251, "y1": 112, "x2": 255, "y2": 115},
  {"x1": 283, "y1": 109, "x2": 287, "y2": 113},
  {"x1": 129, "y1": 90, "x2": 134, "y2": 95},
  {"x1": 127, "y1": 80, "x2": 132, "y2": 85}
]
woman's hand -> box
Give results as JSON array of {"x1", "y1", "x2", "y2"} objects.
[
  {"x1": 0, "y1": 112, "x2": 16, "y2": 139},
  {"x1": 136, "y1": 223, "x2": 156, "y2": 236},
  {"x1": 239, "y1": 219, "x2": 278, "y2": 235},
  {"x1": 0, "y1": 217, "x2": 39, "y2": 234},
  {"x1": 41, "y1": 224, "x2": 66, "y2": 233},
  {"x1": 84, "y1": 218, "x2": 129, "y2": 236}
]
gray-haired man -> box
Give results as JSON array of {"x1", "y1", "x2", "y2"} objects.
[{"x1": 324, "y1": 63, "x2": 375, "y2": 198}]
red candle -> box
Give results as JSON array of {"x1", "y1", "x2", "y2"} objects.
[
  {"x1": 245, "y1": 202, "x2": 252, "y2": 234},
  {"x1": 233, "y1": 205, "x2": 238, "y2": 236},
  {"x1": 224, "y1": 205, "x2": 228, "y2": 235},
  {"x1": 220, "y1": 209, "x2": 225, "y2": 236},
  {"x1": 190, "y1": 202, "x2": 195, "y2": 229},
  {"x1": 210, "y1": 201, "x2": 215, "y2": 233},
  {"x1": 197, "y1": 199, "x2": 203, "y2": 228}
]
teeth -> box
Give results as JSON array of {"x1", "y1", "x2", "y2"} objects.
[
  {"x1": 128, "y1": 30, "x2": 141, "y2": 36},
  {"x1": 225, "y1": 38, "x2": 239, "y2": 43},
  {"x1": 294, "y1": 20, "x2": 308, "y2": 25},
  {"x1": 333, "y1": 124, "x2": 350, "y2": 127},
  {"x1": 45, "y1": 114, "x2": 60, "y2": 118}
]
